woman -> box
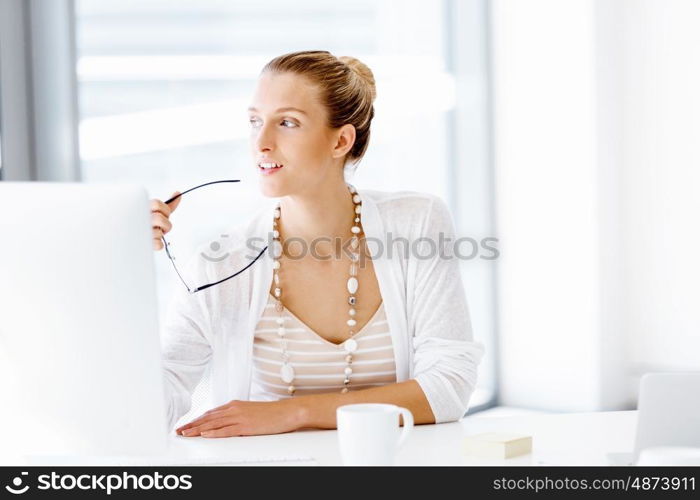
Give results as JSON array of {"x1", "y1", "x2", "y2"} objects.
[{"x1": 150, "y1": 50, "x2": 485, "y2": 438}]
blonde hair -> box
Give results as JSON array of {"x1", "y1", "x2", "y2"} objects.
[{"x1": 261, "y1": 50, "x2": 377, "y2": 170}]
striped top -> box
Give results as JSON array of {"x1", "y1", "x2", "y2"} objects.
[{"x1": 249, "y1": 293, "x2": 397, "y2": 400}]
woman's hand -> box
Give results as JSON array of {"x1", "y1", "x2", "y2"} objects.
[
  {"x1": 175, "y1": 399, "x2": 307, "y2": 438},
  {"x1": 150, "y1": 192, "x2": 181, "y2": 251}
]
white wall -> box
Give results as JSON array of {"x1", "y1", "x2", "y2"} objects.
[
  {"x1": 491, "y1": 0, "x2": 700, "y2": 411},
  {"x1": 615, "y1": 0, "x2": 700, "y2": 390}
]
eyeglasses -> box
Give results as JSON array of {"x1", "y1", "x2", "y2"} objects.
[{"x1": 161, "y1": 179, "x2": 269, "y2": 294}]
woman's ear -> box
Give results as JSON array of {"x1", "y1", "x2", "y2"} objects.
[{"x1": 331, "y1": 124, "x2": 356, "y2": 160}]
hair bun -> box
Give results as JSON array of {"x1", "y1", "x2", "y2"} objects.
[{"x1": 339, "y1": 56, "x2": 377, "y2": 102}]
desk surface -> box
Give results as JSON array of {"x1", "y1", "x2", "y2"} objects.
[
  {"x1": 11, "y1": 410, "x2": 637, "y2": 466},
  {"x1": 161, "y1": 410, "x2": 638, "y2": 466}
]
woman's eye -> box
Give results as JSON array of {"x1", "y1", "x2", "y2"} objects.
[{"x1": 248, "y1": 118, "x2": 296, "y2": 128}]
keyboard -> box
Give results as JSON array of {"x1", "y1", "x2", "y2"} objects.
[
  {"x1": 24, "y1": 454, "x2": 318, "y2": 466},
  {"x1": 119, "y1": 455, "x2": 318, "y2": 466}
]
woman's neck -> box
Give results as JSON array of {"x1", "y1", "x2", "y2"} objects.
[{"x1": 276, "y1": 180, "x2": 356, "y2": 259}]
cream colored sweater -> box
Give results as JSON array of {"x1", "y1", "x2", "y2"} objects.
[{"x1": 160, "y1": 184, "x2": 486, "y2": 430}]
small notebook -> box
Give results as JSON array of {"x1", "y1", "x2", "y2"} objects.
[{"x1": 463, "y1": 432, "x2": 532, "y2": 459}]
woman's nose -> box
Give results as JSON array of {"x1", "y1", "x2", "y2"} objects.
[{"x1": 254, "y1": 122, "x2": 275, "y2": 151}]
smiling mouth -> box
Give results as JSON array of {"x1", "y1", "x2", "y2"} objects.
[{"x1": 258, "y1": 163, "x2": 285, "y2": 174}]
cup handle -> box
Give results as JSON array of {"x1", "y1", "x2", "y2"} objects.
[{"x1": 396, "y1": 407, "x2": 414, "y2": 449}]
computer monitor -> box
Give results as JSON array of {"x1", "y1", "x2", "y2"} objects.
[
  {"x1": 0, "y1": 182, "x2": 168, "y2": 459},
  {"x1": 634, "y1": 371, "x2": 700, "y2": 462},
  {"x1": 607, "y1": 371, "x2": 700, "y2": 465}
]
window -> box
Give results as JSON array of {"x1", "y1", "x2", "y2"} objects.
[{"x1": 75, "y1": 0, "x2": 495, "y2": 414}]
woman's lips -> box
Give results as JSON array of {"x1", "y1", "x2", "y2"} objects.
[{"x1": 258, "y1": 165, "x2": 284, "y2": 176}]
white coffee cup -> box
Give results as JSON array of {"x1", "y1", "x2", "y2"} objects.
[{"x1": 336, "y1": 403, "x2": 414, "y2": 465}]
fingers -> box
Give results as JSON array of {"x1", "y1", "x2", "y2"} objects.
[
  {"x1": 167, "y1": 191, "x2": 182, "y2": 213},
  {"x1": 151, "y1": 213, "x2": 172, "y2": 234},
  {"x1": 150, "y1": 198, "x2": 173, "y2": 218},
  {"x1": 151, "y1": 211, "x2": 172, "y2": 252},
  {"x1": 176, "y1": 409, "x2": 227, "y2": 434},
  {"x1": 150, "y1": 192, "x2": 180, "y2": 252},
  {"x1": 175, "y1": 401, "x2": 240, "y2": 435},
  {"x1": 201, "y1": 425, "x2": 240, "y2": 438},
  {"x1": 150, "y1": 191, "x2": 181, "y2": 216},
  {"x1": 180, "y1": 416, "x2": 236, "y2": 437},
  {"x1": 152, "y1": 227, "x2": 164, "y2": 251}
]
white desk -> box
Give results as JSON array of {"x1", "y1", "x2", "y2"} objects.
[{"x1": 12, "y1": 410, "x2": 637, "y2": 466}]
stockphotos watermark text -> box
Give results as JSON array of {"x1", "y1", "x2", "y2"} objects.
[
  {"x1": 4, "y1": 470, "x2": 192, "y2": 495},
  {"x1": 199, "y1": 232, "x2": 500, "y2": 264}
]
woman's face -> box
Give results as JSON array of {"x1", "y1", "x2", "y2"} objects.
[{"x1": 248, "y1": 71, "x2": 354, "y2": 198}]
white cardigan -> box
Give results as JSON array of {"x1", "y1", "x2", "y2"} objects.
[{"x1": 160, "y1": 186, "x2": 485, "y2": 430}]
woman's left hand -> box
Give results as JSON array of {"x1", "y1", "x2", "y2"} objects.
[{"x1": 175, "y1": 399, "x2": 306, "y2": 438}]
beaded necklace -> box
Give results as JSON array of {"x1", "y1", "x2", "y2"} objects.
[{"x1": 270, "y1": 184, "x2": 363, "y2": 395}]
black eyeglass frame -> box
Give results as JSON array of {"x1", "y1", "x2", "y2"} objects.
[{"x1": 161, "y1": 179, "x2": 269, "y2": 294}]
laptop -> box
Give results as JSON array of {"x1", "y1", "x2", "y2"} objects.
[
  {"x1": 0, "y1": 182, "x2": 315, "y2": 465},
  {"x1": 607, "y1": 371, "x2": 700, "y2": 465}
]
